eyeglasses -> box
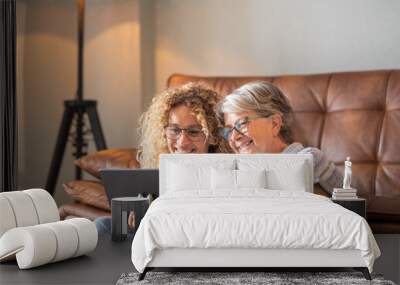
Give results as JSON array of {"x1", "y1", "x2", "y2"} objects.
[
  {"x1": 219, "y1": 114, "x2": 266, "y2": 141},
  {"x1": 164, "y1": 126, "x2": 206, "y2": 141}
]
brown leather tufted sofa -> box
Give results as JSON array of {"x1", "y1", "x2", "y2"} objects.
[{"x1": 60, "y1": 70, "x2": 400, "y2": 234}]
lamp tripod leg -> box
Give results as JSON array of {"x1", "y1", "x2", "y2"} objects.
[
  {"x1": 45, "y1": 105, "x2": 74, "y2": 195},
  {"x1": 86, "y1": 103, "x2": 107, "y2": 150}
]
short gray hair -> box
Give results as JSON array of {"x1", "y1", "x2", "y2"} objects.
[{"x1": 216, "y1": 81, "x2": 293, "y2": 143}]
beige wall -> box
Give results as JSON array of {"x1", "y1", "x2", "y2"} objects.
[
  {"x1": 18, "y1": 0, "x2": 77, "y2": 205},
  {"x1": 17, "y1": 0, "x2": 145, "y2": 205},
  {"x1": 154, "y1": 0, "x2": 400, "y2": 92},
  {"x1": 139, "y1": 0, "x2": 156, "y2": 111}
]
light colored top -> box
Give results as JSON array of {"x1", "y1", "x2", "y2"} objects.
[{"x1": 283, "y1": 143, "x2": 343, "y2": 194}]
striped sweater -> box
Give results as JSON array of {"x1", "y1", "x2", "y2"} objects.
[{"x1": 283, "y1": 143, "x2": 343, "y2": 194}]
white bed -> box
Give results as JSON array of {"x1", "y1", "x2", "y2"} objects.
[{"x1": 131, "y1": 154, "x2": 380, "y2": 280}]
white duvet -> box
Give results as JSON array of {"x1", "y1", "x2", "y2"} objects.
[{"x1": 131, "y1": 190, "x2": 380, "y2": 273}]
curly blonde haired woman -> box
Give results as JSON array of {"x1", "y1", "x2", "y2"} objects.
[
  {"x1": 95, "y1": 83, "x2": 230, "y2": 236},
  {"x1": 137, "y1": 82, "x2": 230, "y2": 168}
]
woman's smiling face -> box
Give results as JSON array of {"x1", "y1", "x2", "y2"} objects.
[
  {"x1": 166, "y1": 104, "x2": 210, "y2": 154},
  {"x1": 223, "y1": 111, "x2": 287, "y2": 154}
]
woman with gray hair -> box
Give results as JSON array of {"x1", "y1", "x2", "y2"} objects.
[{"x1": 216, "y1": 81, "x2": 342, "y2": 194}]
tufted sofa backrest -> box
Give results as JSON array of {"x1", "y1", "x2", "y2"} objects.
[{"x1": 167, "y1": 70, "x2": 400, "y2": 224}]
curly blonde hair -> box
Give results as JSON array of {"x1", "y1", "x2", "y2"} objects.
[{"x1": 137, "y1": 82, "x2": 230, "y2": 168}]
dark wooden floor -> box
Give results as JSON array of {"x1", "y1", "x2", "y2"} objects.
[{"x1": 0, "y1": 235, "x2": 134, "y2": 285}]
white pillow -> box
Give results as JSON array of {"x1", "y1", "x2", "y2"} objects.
[
  {"x1": 211, "y1": 168, "x2": 267, "y2": 190},
  {"x1": 167, "y1": 162, "x2": 210, "y2": 191},
  {"x1": 266, "y1": 163, "x2": 307, "y2": 191},
  {"x1": 236, "y1": 169, "x2": 267, "y2": 188},
  {"x1": 211, "y1": 168, "x2": 236, "y2": 190},
  {"x1": 238, "y1": 158, "x2": 307, "y2": 192},
  {"x1": 167, "y1": 158, "x2": 236, "y2": 192}
]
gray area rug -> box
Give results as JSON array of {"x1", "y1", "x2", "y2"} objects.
[{"x1": 117, "y1": 271, "x2": 396, "y2": 285}]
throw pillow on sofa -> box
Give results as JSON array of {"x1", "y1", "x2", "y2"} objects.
[
  {"x1": 74, "y1": 148, "x2": 140, "y2": 179},
  {"x1": 59, "y1": 203, "x2": 110, "y2": 221},
  {"x1": 63, "y1": 180, "x2": 110, "y2": 211}
]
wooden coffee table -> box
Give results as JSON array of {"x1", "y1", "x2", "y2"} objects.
[{"x1": 0, "y1": 235, "x2": 133, "y2": 284}]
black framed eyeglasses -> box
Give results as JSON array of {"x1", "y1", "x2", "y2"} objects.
[
  {"x1": 164, "y1": 126, "x2": 206, "y2": 141},
  {"x1": 219, "y1": 114, "x2": 267, "y2": 141}
]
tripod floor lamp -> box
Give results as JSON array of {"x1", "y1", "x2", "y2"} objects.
[{"x1": 46, "y1": 0, "x2": 107, "y2": 195}]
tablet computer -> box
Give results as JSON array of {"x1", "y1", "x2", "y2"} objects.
[{"x1": 100, "y1": 169, "x2": 159, "y2": 203}]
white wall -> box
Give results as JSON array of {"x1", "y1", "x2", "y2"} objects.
[
  {"x1": 154, "y1": 0, "x2": 400, "y2": 92},
  {"x1": 17, "y1": 0, "x2": 144, "y2": 205}
]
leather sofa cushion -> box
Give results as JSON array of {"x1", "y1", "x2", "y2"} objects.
[
  {"x1": 63, "y1": 180, "x2": 110, "y2": 211},
  {"x1": 59, "y1": 202, "x2": 110, "y2": 221},
  {"x1": 74, "y1": 148, "x2": 140, "y2": 178},
  {"x1": 313, "y1": 184, "x2": 330, "y2": 197}
]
